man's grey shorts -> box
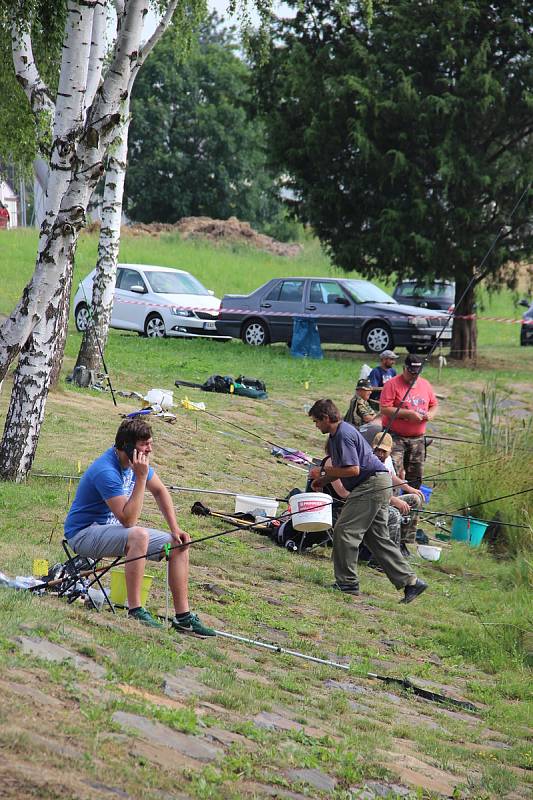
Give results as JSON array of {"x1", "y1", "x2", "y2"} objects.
[{"x1": 68, "y1": 524, "x2": 172, "y2": 562}]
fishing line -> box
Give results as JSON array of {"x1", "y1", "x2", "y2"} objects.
[
  {"x1": 417, "y1": 508, "x2": 530, "y2": 531},
  {"x1": 426, "y1": 433, "x2": 533, "y2": 452},
  {"x1": 373, "y1": 181, "x2": 532, "y2": 450},
  {"x1": 197, "y1": 406, "x2": 314, "y2": 464}
]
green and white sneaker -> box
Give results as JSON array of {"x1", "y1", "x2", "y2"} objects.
[
  {"x1": 128, "y1": 606, "x2": 163, "y2": 628},
  {"x1": 171, "y1": 612, "x2": 216, "y2": 638}
]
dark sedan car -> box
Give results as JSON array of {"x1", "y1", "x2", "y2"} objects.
[
  {"x1": 216, "y1": 277, "x2": 452, "y2": 353},
  {"x1": 392, "y1": 280, "x2": 455, "y2": 312},
  {"x1": 520, "y1": 300, "x2": 533, "y2": 346}
]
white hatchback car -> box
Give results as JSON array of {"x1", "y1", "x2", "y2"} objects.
[{"x1": 73, "y1": 264, "x2": 225, "y2": 338}]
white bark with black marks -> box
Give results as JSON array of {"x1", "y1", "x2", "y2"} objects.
[
  {"x1": 0, "y1": 0, "x2": 150, "y2": 480},
  {"x1": 76, "y1": 99, "x2": 131, "y2": 372}
]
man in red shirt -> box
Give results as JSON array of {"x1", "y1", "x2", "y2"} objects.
[
  {"x1": 0, "y1": 202, "x2": 9, "y2": 229},
  {"x1": 379, "y1": 354, "x2": 438, "y2": 549}
]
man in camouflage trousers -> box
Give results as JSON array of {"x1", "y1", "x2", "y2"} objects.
[{"x1": 372, "y1": 432, "x2": 424, "y2": 558}]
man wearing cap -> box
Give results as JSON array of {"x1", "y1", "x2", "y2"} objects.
[
  {"x1": 379, "y1": 354, "x2": 438, "y2": 504},
  {"x1": 308, "y1": 399, "x2": 428, "y2": 603},
  {"x1": 344, "y1": 379, "x2": 382, "y2": 444},
  {"x1": 368, "y1": 350, "x2": 398, "y2": 405},
  {"x1": 372, "y1": 432, "x2": 424, "y2": 558}
]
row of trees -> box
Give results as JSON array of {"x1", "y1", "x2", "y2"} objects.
[
  {"x1": 252, "y1": 0, "x2": 533, "y2": 358},
  {"x1": 125, "y1": 13, "x2": 287, "y2": 233}
]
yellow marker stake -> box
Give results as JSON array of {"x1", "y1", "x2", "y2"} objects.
[
  {"x1": 304, "y1": 381, "x2": 309, "y2": 390},
  {"x1": 77, "y1": 460, "x2": 81, "y2": 474}
]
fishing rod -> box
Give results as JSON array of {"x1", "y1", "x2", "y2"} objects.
[
  {"x1": 180, "y1": 403, "x2": 314, "y2": 464},
  {"x1": 417, "y1": 508, "x2": 531, "y2": 531},
  {"x1": 35, "y1": 505, "x2": 307, "y2": 596},
  {"x1": 426, "y1": 434, "x2": 533, "y2": 453},
  {"x1": 374, "y1": 181, "x2": 532, "y2": 451},
  {"x1": 78, "y1": 278, "x2": 117, "y2": 406},
  {"x1": 168, "y1": 485, "x2": 287, "y2": 503}
]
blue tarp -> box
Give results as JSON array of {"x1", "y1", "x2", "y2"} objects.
[{"x1": 290, "y1": 317, "x2": 323, "y2": 359}]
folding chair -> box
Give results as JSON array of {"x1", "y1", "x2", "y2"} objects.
[{"x1": 57, "y1": 539, "x2": 117, "y2": 613}]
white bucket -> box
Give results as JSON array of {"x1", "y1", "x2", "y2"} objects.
[
  {"x1": 235, "y1": 494, "x2": 279, "y2": 517},
  {"x1": 289, "y1": 492, "x2": 333, "y2": 532}
]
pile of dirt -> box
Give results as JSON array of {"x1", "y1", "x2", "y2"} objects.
[{"x1": 123, "y1": 215, "x2": 303, "y2": 257}]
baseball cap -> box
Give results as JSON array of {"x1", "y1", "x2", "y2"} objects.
[
  {"x1": 380, "y1": 349, "x2": 398, "y2": 359},
  {"x1": 372, "y1": 432, "x2": 393, "y2": 452},
  {"x1": 404, "y1": 353, "x2": 423, "y2": 374},
  {"x1": 356, "y1": 378, "x2": 372, "y2": 390}
]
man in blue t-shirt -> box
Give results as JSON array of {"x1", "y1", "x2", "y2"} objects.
[
  {"x1": 308, "y1": 399, "x2": 427, "y2": 603},
  {"x1": 368, "y1": 349, "x2": 398, "y2": 405},
  {"x1": 64, "y1": 418, "x2": 214, "y2": 636}
]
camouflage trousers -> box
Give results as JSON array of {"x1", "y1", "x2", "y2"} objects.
[
  {"x1": 391, "y1": 434, "x2": 425, "y2": 489},
  {"x1": 388, "y1": 493, "x2": 422, "y2": 545}
]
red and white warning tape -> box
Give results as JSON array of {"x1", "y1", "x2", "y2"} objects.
[{"x1": 110, "y1": 297, "x2": 533, "y2": 325}]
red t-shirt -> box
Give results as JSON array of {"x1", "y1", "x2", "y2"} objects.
[{"x1": 379, "y1": 374, "x2": 437, "y2": 437}]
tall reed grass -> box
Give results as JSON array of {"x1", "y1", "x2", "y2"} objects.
[{"x1": 447, "y1": 382, "x2": 533, "y2": 557}]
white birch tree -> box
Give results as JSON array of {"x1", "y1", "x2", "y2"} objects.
[{"x1": 0, "y1": 0, "x2": 272, "y2": 481}]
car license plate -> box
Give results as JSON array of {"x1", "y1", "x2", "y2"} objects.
[{"x1": 204, "y1": 321, "x2": 216, "y2": 330}]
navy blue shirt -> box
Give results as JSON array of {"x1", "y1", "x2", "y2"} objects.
[
  {"x1": 368, "y1": 365, "x2": 397, "y2": 387},
  {"x1": 327, "y1": 421, "x2": 387, "y2": 492}
]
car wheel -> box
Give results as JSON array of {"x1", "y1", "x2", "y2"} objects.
[
  {"x1": 75, "y1": 303, "x2": 90, "y2": 332},
  {"x1": 145, "y1": 313, "x2": 166, "y2": 338},
  {"x1": 242, "y1": 318, "x2": 270, "y2": 346},
  {"x1": 362, "y1": 322, "x2": 393, "y2": 353}
]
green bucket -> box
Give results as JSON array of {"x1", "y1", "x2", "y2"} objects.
[{"x1": 451, "y1": 516, "x2": 488, "y2": 547}]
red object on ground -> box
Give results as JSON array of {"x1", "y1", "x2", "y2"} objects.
[{"x1": 0, "y1": 205, "x2": 9, "y2": 229}]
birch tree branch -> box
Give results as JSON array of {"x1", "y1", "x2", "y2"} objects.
[
  {"x1": 85, "y1": 0, "x2": 109, "y2": 113},
  {"x1": 133, "y1": 0, "x2": 180, "y2": 80},
  {"x1": 11, "y1": 23, "x2": 55, "y2": 132}
]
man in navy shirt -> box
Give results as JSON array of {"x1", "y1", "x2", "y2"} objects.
[
  {"x1": 65, "y1": 418, "x2": 214, "y2": 636},
  {"x1": 368, "y1": 350, "x2": 398, "y2": 405},
  {"x1": 308, "y1": 399, "x2": 427, "y2": 603}
]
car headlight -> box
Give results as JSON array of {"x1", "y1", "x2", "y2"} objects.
[
  {"x1": 171, "y1": 307, "x2": 193, "y2": 317},
  {"x1": 407, "y1": 316, "x2": 428, "y2": 327}
]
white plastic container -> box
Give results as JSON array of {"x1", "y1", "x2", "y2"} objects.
[
  {"x1": 289, "y1": 492, "x2": 333, "y2": 532},
  {"x1": 417, "y1": 544, "x2": 442, "y2": 561},
  {"x1": 144, "y1": 388, "x2": 174, "y2": 410},
  {"x1": 235, "y1": 494, "x2": 279, "y2": 518}
]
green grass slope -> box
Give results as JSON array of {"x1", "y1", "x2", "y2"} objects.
[{"x1": 0, "y1": 227, "x2": 532, "y2": 799}]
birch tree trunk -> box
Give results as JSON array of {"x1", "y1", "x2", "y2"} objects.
[
  {"x1": 75, "y1": 101, "x2": 131, "y2": 373},
  {"x1": 0, "y1": 0, "x2": 151, "y2": 481}
]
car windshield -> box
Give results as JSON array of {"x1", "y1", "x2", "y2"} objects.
[
  {"x1": 145, "y1": 271, "x2": 208, "y2": 295},
  {"x1": 342, "y1": 280, "x2": 396, "y2": 304}
]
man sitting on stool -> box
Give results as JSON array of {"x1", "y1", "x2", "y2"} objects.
[{"x1": 64, "y1": 418, "x2": 215, "y2": 637}]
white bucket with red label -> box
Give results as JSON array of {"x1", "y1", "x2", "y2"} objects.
[{"x1": 288, "y1": 492, "x2": 333, "y2": 532}]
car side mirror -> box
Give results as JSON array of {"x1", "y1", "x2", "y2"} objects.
[
  {"x1": 130, "y1": 285, "x2": 147, "y2": 294},
  {"x1": 335, "y1": 297, "x2": 350, "y2": 306},
  {"x1": 518, "y1": 298, "x2": 530, "y2": 308}
]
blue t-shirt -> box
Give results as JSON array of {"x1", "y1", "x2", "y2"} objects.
[
  {"x1": 327, "y1": 421, "x2": 387, "y2": 491},
  {"x1": 64, "y1": 447, "x2": 154, "y2": 538}
]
